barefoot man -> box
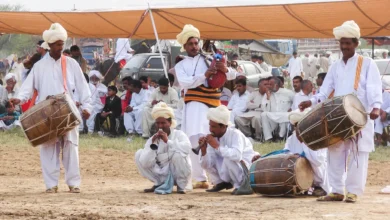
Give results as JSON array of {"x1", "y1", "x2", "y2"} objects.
[{"x1": 299, "y1": 21, "x2": 382, "y2": 203}]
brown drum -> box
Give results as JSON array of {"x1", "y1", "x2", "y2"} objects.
[
  {"x1": 20, "y1": 94, "x2": 81, "y2": 147},
  {"x1": 297, "y1": 94, "x2": 367, "y2": 151},
  {"x1": 250, "y1": 154, "x2": 314, "y2": 196}
]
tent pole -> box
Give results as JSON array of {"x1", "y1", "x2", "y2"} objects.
[
  {"x1": 372, "y1": 38, "x2": 375, "y2": 59},
  {"x1": 148, "y1": 4, "x2": 169, "y2": 82}
]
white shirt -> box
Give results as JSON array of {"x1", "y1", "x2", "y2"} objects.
[
  {"x1": 221, "y1": 87, "x2": 232, "y2": 102},
  {"x1": 228, "y1": 90, "x2": 250, "y2": 115},
  {"x1": 146, "y1": 87, "x2": 179, "y2": 108},
  {"x1": 288, "y1": 57, "x2": 303, "y2": 78},
  {"x1": 292, "y1": 91, "x2": 312, "y2": 111},
  {"x1": 382, "y1": 91, "x2": 390, "y2": 113},
  {"x1": 130, "y1": 88, "x2": 149, "y2": 111},
  {"x1": 114, "y1": 38, "x2": 134, "y2": 63},
  {"x1": 89, "y1": 83, "x2": 107, "y2": 112},
  {"x1": 302, "y1": 57, "x2": 310, "y2": 76},
  {"x1": 265, "y1": 88, "x2": 295, "y2": 112}
]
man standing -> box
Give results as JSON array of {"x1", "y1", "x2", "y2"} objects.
[
  {"x1": 302, "y1": 53, "x2": 311, "y2": 79},
  {"x1": 70, "y1": 45, "x2": 88, "y2": 75},
  {"x1": 199, "y1": 105, "x2": 255, "y2": 194},
  {"x1": 175, "y1": 24, "x2": 236, "y2": 189},
  {"x1": 309, "y1": 54, "x2": 320, "y2": 81},
  {"x1": 11, "y1": 23, "x2": 92, "y2": 193},
  {"x1": 115, "y1": 38, "x2": 134, "y2": 70},
  {"x1": 315, "y1": 72, "x2": 327, "y2": 94},
  {"x1": 292, "y1": 76, "x2": 303, "y2": 94},
  {"x1": 227, "y1": 78, "x2": 250, "y2": 124},
  {"x1": 288, "y1": 52, "x2": 303, "y2": 84},
  {"x1": 235, "y1": 78, "x2": 269, "y2": 141},
  {"x1": 258, "y1": 56, "x2": 269, "y2": 72},
  {"x1": 36, "y1": 40, "x2": 49, "y2": 58},
  {"x1": 326, "y1": 51, "x2": 334, "y2": 68},
  {"x1": 142, "y1": 77, "x2": 179, "y2": 139},
  {"x1": 319, "y1": 53, "x2": 329, "y2": 73},
  {"x1": 299, "y1": 20, "x2": 382, "y2": 203},
  {"x1": 251, "y1": 55, "x2": 259, "y2": 65}
]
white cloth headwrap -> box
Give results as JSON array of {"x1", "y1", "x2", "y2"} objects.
[
  {"x1": 289, "y1": 108, "x2": 312, "y2": 125},
  {"x1": 326, "y1": 51, "x2": 332, "y2": 55},
  {"x1": 43, "y1": 23, "x2": 68, "y2": 44},
  {"x1": 88, "y1": 70, "x2": 103, "y2": 80},
  {"x1": 333, "y1": 20, "x2": 360, "y2": 40},
  {"x1": 5, "y1": 73, "x2": 16, "y2": 82},
  {"x1": 176, "y1": 24, "x2": 200, "y2": 52},
  {"x1": 151, "y1": 102, "x2": 177, "y2": 128},
  {"x1": 41, "y1": 42, "x2": 51, "y2": 50},
  {"x1": 207, "y1": 105, "x2": 232, "y2": 126}
]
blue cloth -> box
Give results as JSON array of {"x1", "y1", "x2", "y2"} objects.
[
  {"x1": 154, "y1": 171, "x2": 174, "y2": 195},
  {"x1": 0, "y1": 111, "x2": 20, "y2": 126},
  {"x1": 261, "y1": 149, "x2": 290, "y2": 158}
]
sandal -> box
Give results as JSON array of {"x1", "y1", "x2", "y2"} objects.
[
  {"x1": 345, "y1": 192, "x2": 357, "y2": 203},
  {"x1": 69, "y1": 186, "x2": 81, "y2": 193},
  {"x1": 45, "y1": 186, "x2": 58, "y2": 193},
  {"x1": 317, "y1": 193, "x2": 344, "y2": 202}
]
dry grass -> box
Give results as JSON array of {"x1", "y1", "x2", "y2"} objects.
[{"x1": 2, "y1": 128, "x2": 390, "y2": 161}]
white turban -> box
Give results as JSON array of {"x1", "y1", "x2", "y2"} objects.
[
  {"x1": 41, "y1": 42, "x2": 51, "y2": 50},
  {"x1": 333, "y1": 20, "x2": 360, "y2": 40},
  {"x1": 4, "y1": 73, "x2": 17, "y2": 82},
  {"x1": 151, "y1": 102, "x2": 177, "y2": 128},
  {"x1": 207, "y1": 105, "x2": 232, "y2": 126},
  {"x1": 289, "y1": 108, "x2": 312, "y2": 125},
  {"x1": 176, "y1": 24, "x2": 200, "y2": 52},
  {"x1": 43, "y1": 23, "x2": 68, "y2": 44},
  {"x1": 88, "y1": 70, "x2": 103, "y2": 79},
  {"x1": 326, "y1": 51, "x2": 332, "y2": 55}
]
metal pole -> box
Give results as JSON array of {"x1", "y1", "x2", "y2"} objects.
[
  {"x1": 372, "y1": 38, "x2": 375, "y2": 59},
  {"x1": 148, "y1": 4, "x2": 169, "y2": 81}
]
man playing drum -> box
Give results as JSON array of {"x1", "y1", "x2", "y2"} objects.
[
  {"x1": 299, "y1": 21, "x2": 382, "y2": 203},
  {"x1": 11, "y1": 23, "x2": 92, "y2": 193}
]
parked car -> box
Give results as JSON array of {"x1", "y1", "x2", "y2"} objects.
[
  {"x1": 120, "y1": 53, "x2": 171, "y2": 81},
  {"x1": 236, "y1": 60, "x2": 272, "y2": 88},
  {"x1": 377, "y1": 59, "x2": 390, "y2": 87}
]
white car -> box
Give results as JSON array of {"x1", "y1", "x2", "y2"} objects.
[{"x1": 377, "y1": 59, "x2": 390, "y2": 86}]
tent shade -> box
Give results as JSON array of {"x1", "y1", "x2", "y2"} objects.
[{"x1": 0, "y1": 0, "x2": 389, "y2": 39}]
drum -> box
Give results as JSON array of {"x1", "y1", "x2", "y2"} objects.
[
  {"x1": 250, "y1": 154, "x2": 314, "y2": 196},
  {"x1": 296, "y1": 94, "x2": 367, "y2": 151},
  {"x1": 20, "y1": 94, "x2": 81, "y2": 147}
]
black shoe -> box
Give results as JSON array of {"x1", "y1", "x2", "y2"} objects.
[
  {"x1": 144, "y1": 185, "x2": 160, "y2": 193},
  {"x1": 206, "y1": 182, "x2": 233, "y2": 192},
  {"x1": 312, "y1": 186, "x2": 327, "y2": 197},
  {"x1": 177, "y1": 187, "x2": 186, "y2": 194}
]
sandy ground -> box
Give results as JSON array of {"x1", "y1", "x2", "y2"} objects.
[{"x1": 1, "y1": 146, "x2": 390, "y2": 220}]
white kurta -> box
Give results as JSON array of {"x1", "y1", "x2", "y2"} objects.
[
  {"x1": 292, "y1": 91, "x2": 312, "y2": 111},
  {"x1": 84, "y1": 83, "x2": 107, "y2": 133},
  {"x1": 227, "y1": 90, "x2": 250, "y2": 123},
  {"x1": 200, "y1": 127, "x2": 255, "y2": 189},
  {"x1": 114, "y1": 38, "x2": 134, "y2": 63},
  {"x1": 221, "y1": 87, "x2": 232, "y2": 102},
  {"x1": 135, "y1": 129, "x2": 192, "y2": 191},
  {"x1": 284, "y1": 132, "x2": 330, "y2": 193},
  {"x1": 175, "y1": 54, "x2": 236, "y2": 182},
  {"x1": 259, "y1": 62, "x2": 270, "y2": 72},
  {"x1": 374, "y1": 91, "x2": 390, "y2": 134},
  {"x1": 310, "y1": 53, "x2": 382, "y2": 196},
  {"x1": 302, "y1": 57, "x2": 311, "y2": 79},
  {"x1": 319, "y1": 57, "x2": 329, "y2": 73},
  {"x1": 288, "y1": 57, "x2": 303, "y2": 79},
  {"x1": 17, "y1": 55, "x2": 92, "y2": 189},
  {"x1": 124, "y1": 88, "x2": 149, "y2": 135},
  {"x1": 309, "y1": 57, "x2": 319, "y2": 79}
]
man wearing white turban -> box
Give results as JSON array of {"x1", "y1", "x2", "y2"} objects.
[
  {"x1": 10, "y1": 23, "x2": 92, "y2": 193},
  {"x1": 299, "y1": 20, "x2": 382, "y2": 203},
  {"x1": 374, "y1": 81, "x2": 390, "y2": 146},
  {"x1": 135, "y1": 102, "x2": 192, "y2": 194},
  {"x1": 198, "y1": 105, "x2": 255, "y2": 194},
  {"x1": 79, "y1": 70, "x2": 107, "y2": 134},
  {"x1": 175, "y1": 24, "x2": 236, "y2": 189},
  {"x1": 3, "y1": 73, "x2": 20, "y2": 112}
]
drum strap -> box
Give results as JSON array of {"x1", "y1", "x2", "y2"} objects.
[
  {"x1": 29, "y1": 56, "x2": 67, "y2": 107},
  {"x1": 328, "y1": 55, "x2": 363, "y2": 99}
]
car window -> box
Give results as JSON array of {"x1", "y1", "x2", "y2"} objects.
[
  {"x1": 124, "y1": 55, "x2": 146, "y2": 69},
  {"x1": 243, "y1": 63, "x2": 258, "y2": 75},
  {"x1": 144, "y1": 57, "x2": 165, "y2": 69},
  {"x1": 271, "y1": 68, "x2": 280, "y2": 76}
]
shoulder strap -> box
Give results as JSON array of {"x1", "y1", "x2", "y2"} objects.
[
  {"x1": 353, "y1": 55, "x2": 364, "y2": 91},
  {"x1": 61, "y1": 55, "x2": 68, "y2": 92}
]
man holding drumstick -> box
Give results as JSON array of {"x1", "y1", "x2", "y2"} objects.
[
  {"x1": 10, "y1": 23, "x2": 92, "y2": 193},
  {"x1": 299, "y1": 21, "x2": 382, "y2": 203}
]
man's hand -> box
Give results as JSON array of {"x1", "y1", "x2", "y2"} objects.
[
  {"x1": 125, "y1": 106, "x2": 133, "y2": 113},
  {"x1": 82, "y1": 110, "x2": 90, "y2": 120},
  {"x1": 252, "y1": 154, "x2": 261, "y2": 163},
  {"x1": 9, "y1": 98, "x2": 21, "y2": 105},
  {"x1": 380, "y1": 109, "x2": 387, "y2": 122},
  {"x1": 205, "y1": 66, "x2": 216, "y2": 78},
  {"x1": 370, "y1": 108, "x2": 380, "y2": 120},
  {"x1": 206, "y1": 135, "x2": 219, "y2": 149},
  {"x1": 299, "y1": 100, "x2": 312, "y2": 111},
  {"x1": 157, "y1": 130, "x2": 169, "y2": 143},
  {"x1": 151, "y1": 100, "x2": 159, "y2": 106},
  {"x1": 76, "y1": 102, "x2": 81, "y2": 108},
  {"x1": 152, "y1": 133, "x2": 160, "y2": 143},
  {"x1": 101, "y1": 112, "x2": 109, "y2": 118},
  {"x1": 266, "y1": 90, "x2": 271, "y2": 100},
  {"x1": 215, "y1": 61, "x2": 228, "y2": 73}
]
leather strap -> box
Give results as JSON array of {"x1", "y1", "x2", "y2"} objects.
[{"x1": 29, "y1": 56, "x2": 67, "y2": 107}]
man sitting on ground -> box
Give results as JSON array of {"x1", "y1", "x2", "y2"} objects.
[
  {"x1": 227, "y1": 78, "x2": 250, "y2": 124},
  {"x1": 142, "y1": 77, "x2": 179, "y2": 139},
  {"x1": 292, "y1": 76, "x2": 303, "y2": 94},
  {"x1": 135, "y1": 102, "x2": 192, "y2": 194},
  {"x1": 0, "y1": 101, "x2": 20, "y2": 131},
  {"x1": 199, "y1": 105, "x2": 255, "y2": 195},
  {"x1": 95, "y1": 86, "x2": 122, "y2": 137}
]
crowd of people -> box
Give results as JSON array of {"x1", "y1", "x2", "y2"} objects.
[{"x1": 1, "y1": 19, "x2": 390, "y2": 201}]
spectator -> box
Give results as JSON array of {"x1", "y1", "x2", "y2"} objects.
[
  {"x1": 22, "y1": 53, "x2": 41, "y2": 83},
  {"x1": 70, "y1": 45, "x2": 87, "y2": 74},
  {"x1": 95, "y1": 86, "x2": 122, "y2": 137},
  {"x1": 4, "y1": 73, "x2": 20, "y2": 112},
  {"x1": 292, "y1": 76, "x2": 303, "y2": 94},
  {"x1": 37, "y1": 40, "x2": 49, "y2": 58},
  {"x1": 63, "y1": 49, "x2": 71, "y2": 56},
  {"x1": 0, "y1": 101, "x2": 21, "y2": 131},
  {"x1": 227, "y1": 78, "x2": 250, "y2": 124}
]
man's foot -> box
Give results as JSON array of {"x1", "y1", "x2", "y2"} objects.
[
  {"x1": 317, "y1": 193, "x2": 344, "y2": 202},
  {"x1": 231, "y1": 188, "x2": 238, "y2": 195},
  {"x1": 69, "y1": 186, "x2": 80, "y2": 193},
  {"x1": 177, "y1": 187, "x2": 186, "y2": 194},
  {"x1": 193, "y1": 181, "x2": 209, "y2": 189},
  {"x1": 345, "y1": 193, "x2": 357, "y2": 203},
  {"x1": 144, "y1": 185, "x2": 160, "y2": 193},
  {"x1": 45, "y1": 186, "x2": 58, "y2": 193},
  {"x1": 312, "y1": 186, "x2": 327, "y2": 197},
  {"x1": 206, "y1": 182, "x2": 233, "y2": 192}
]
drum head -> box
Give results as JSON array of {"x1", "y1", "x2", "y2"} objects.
[
  {"x1": 343, "y1": 94, "x2": 367, "y2": 127},
  {"x1": 294, "y1": 157, "x2": 314, "y2": 191}
]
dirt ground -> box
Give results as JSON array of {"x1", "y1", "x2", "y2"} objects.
[{"x1": 1, "y1": 146, "x2": 390, "y2": 220}]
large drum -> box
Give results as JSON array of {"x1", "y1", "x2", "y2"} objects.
[
  {"x1": 297, "y1": 94, "x2": 367, "y2": 151},
  {"x1": 250, "y1": 154, "x2": 314, "y2": 196},
  {"x1": 20, "y1": 94, "x2": 81, "y2": 147}
]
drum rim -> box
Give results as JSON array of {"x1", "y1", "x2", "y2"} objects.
[
  {"x1": 342, "y1": 94, "x2": 367, "y2": 127},
  {"x1": 294, "y1": 156, "x2": 314, "y2": 192}
]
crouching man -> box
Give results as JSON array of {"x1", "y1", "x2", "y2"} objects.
[
  {"x1": 199, "y1": 105, "x2": 255, "y2": 195},
  {"x1": 135, "y1": 102, "x2": 192, "y2": 194}
]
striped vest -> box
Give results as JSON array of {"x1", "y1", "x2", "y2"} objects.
[{"x1": 185, "y1": 85, "x2": 221, "y2": 107}]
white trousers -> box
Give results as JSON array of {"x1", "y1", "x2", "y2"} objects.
[
  {"x1": 40, "y1": 139, "x2": 81, "y2": 189},
  {"x1": 200, "y1": 152, "x2": 243, "y2": 189},
  {"x1": 328, "y1": 143, "x2": 369, "y2": 196},
  {"x1": 124, "y1": 109, "x2": 143, "y2": 134},
  {"x1": 86, "y1": 111, "x2": 99, "y2": 133},
  {"x1": 135, "y1": 149, "x2": 191, "y2": 190},
  {"x1": 311, "y1": 158, "x2": 330, "y2": 193},
  {"x1": 374, "y1": 117, "x2": 390, "y2": 135},
  {"x1": 189, "y1": 135, "x2": 208, "y2": 182},
  {"x1": 0, "y1": 120, "x2": 21, "y2": 130},
  {"x1": 235, "y1": 115, "x2": 262, "y2": 139},
  {"x1": 261, "y1": 112, "x2": 288, "y2": 141},
  {"x1": 141, "y1": 107, "x2": 154, "y2": 137}
]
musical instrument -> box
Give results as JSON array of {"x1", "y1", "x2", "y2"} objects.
[
  {"x1": 150, "y1": 129, "x2": 163, "y2": 150},
  {"x1": 192, "y1": 134, "x2": 213, "y2": 155},
  {"x1": 202, "y1": 40, "x2": 227, "y2": 89},
  {"x1": 296, "y1": 94, "x2": 367, "y2": 151},
  {"x1": 20, "y1": 94, "x2": 81, "y2": 147},
  {"x1": 249, "y1": 154, "x2": 314, "y2": 196}
]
